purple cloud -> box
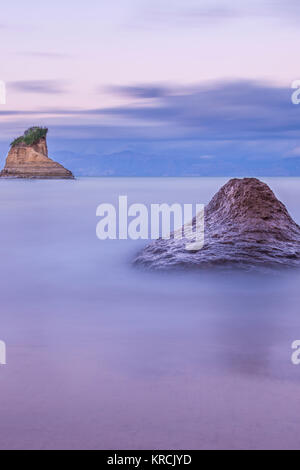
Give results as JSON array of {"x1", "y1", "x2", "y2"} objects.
[
  {"x1": 9, "y1": 80, "x2": 67, "y2": 94},
  {"x1": 1, "y1": 80, "x2": 299, "y2": 141}
]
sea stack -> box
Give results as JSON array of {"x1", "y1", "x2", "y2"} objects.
[
  {"x1": 0, "y1": 127, "x2": 74, "y2": 179},
  {"x1": 134, "y1": 178, "x2": 300, "y2": 270}
]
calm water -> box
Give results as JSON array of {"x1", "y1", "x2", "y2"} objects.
[{"x1": 1, "y1": 177, "x2": 300, "y2": 449}]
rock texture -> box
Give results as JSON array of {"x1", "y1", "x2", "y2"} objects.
[
  {"x1": 134, "y1": 178, "x2": 300, "y2": 270},
  {"x1": 0, "y1": 136, "x2": 74, "y2": 179}
]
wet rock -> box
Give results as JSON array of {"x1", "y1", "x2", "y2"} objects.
[{"x1": 134, "y1": 178, "x2": 300, "y2": 270}]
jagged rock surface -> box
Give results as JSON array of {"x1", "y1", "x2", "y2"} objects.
[
  {"x1": 134, "y1": 178, "x2": 300, "y2": 270},
  {"x1": 0, "y1": 137, "x2": 74, "y2": 179}
]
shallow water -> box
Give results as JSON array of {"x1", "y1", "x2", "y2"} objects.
[{"x1": 1, "y1": 177, "x2": 300, "y2": 449}]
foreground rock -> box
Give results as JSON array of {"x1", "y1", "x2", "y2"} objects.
[
  {"x1": 0, "y1": 127, "x2": 74, "y2": 179},
  {"x1": 134, "y1": 178, "x2": 300, "y2": 270}
]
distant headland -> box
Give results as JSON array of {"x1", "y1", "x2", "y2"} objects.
[{"x1": 0, "y1": 127, "x2": 74, "y2": 179}]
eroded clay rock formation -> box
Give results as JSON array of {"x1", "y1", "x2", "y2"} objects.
[
  {"x1": 0, "y1": 127, "x2": 74, "y2": 179},
  {"x1": 134, "y1": 178, "x2": 300, "y2": 270}
]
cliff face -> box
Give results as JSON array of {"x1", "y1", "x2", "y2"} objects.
[
  {"x1": 134, "y1": 178, "x2": 300, "y2": 270},
  {"x1": 0, "y1": 136, "x2": 74, "y2": 179}
]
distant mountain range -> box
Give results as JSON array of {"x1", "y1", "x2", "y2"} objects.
[{"x1": 51, "y1": 149, "x2": 300, "y2": 177}]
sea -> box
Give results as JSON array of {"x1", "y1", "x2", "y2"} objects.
[{"x1": 0, "y1": 177, "x2": 300, "y2": 449}]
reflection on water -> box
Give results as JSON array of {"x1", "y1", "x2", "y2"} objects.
[{"x1": 0, "y1": 177, "x2": 300, "y2": 449}]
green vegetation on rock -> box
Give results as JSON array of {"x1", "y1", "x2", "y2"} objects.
[{"x1": 10, "y1": 127, "x2": 48, "y2": 147}]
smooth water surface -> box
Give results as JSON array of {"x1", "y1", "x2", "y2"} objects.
[{"x1": 0, "y1": 177, "x2": 300, "y2": 449}]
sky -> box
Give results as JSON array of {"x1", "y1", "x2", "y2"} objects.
[{"x1": 1, "y1": 0, "x2": 300, "y2": 175}]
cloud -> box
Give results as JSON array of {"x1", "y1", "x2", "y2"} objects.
[
  {"x1": 145, "y1": 4, "x2": 239, "y2": 24},
  {"x1": 8, "y1": 80, "x2": 67, "y2": 94},
  {"x1": 2, "y1": 80, "x2": 300, "y2": 141},
  {"x1": 276, "y1": 0, "x2": 300, "y2": 20},
  {"x1": 98, "y1": 80, "x2": 299, "y2": 140},
  {"x1": 128, "y1": 1, "x2": 242, "y2": 30},
  {"x1": 19, "y1": 52, "x2": 72, "y2": 59},
  {"x1": 127, "y1": 0, "x2": 300, "y2": 30},
  {"x1": 105, "y1": 84, "x2": 169, "y2": 99}
]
